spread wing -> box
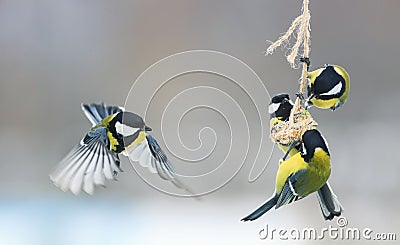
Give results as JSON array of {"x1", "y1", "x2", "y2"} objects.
[
  {"x1": 49, "y1": 127, "x2": 122, "y2": 195},
  {"x1": 123, "y1": 133, "x2": 190, "y2": 192}
]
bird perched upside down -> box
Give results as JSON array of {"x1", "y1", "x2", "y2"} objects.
[
  {"x1": 306, "y1": 64, "x2": 350, "y2": 111},
  {"x1": 50, "y1": 103, "x2": 190, "y2": 195}
]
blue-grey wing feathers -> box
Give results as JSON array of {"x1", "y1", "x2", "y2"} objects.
[
  {"x1": 241, "y1": 194, "x2": 279, "y2": 221},
  {"x1": 81, "y1": 103, "x2": 124, "y2": 126},
  {"x1": 146, "y1": 134, "x2": 175, "y2": 179},
  {"x1": 124, "y1": 133, "x2": 192, "y2": 193},
  {"x1": 275, "y1": 170, "x2": 306, "y2": 209},
  {"x1": 52, "y1": 103, "x2": 194, "y2": 195},
  {"x1": 50, "y1": 127, "x2": 122, "y2": 195}
]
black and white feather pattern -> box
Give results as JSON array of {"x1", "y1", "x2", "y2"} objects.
[
  {"x1": 275, "y1": 170, "x2": 306, "y2": 209},
  {"x1": 51, "y1": 103, "x2": 193, "y2": 195},
  {"x1": 123, "y1": 134, "x2": 187, "y2": 190},
  {"x1": 317, "y1": 183, "x2": 343, "y2": 220},
  {"x1": 81, "y1": 103, "x2": 124, "y2": 126},
  {"x1": 50, "y1": 128, "x2": 122, "y2": 195}
]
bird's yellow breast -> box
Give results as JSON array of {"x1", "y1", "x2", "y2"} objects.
[
  {"x1": 275, "y1": 153, "x2": 307, "y2": 193},
  {"x1": 301, "y1": 149, "x2": 331, "y2": 196},
  {"x1": 308, "y1": 148, "x2": 331, "y2": 181},
  {"x1": 275, "y1": 149, "x2": 331, "y2": 196},
  {"x1": 123, "y1": 131, "x2": 147, "y2": 152}
]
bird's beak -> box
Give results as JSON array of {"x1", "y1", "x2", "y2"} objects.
[{"x1": 145, "y1": 125, "x2": 152, "y2": 131}]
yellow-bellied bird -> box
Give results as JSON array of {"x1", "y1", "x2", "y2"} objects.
[
  {"x1": 306, "y1": 64, "x2": 350, "y2": 111},
  {"x1": 242, "y1": 129, "x2": 335, "y2": 221},
  {"x1": 268, "y1": 94, "x2": 342, "y2": 220},
  {"x1": 50, "y1": 103, "x2": 189, "y2": 195}
]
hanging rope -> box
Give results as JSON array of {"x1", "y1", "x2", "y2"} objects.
[
  {"x1": 267, "y1": 0, "x2": 316, "y2": 145},
  {"x1": 288, "y1": 0, "x2": 311, "y2": 123}
]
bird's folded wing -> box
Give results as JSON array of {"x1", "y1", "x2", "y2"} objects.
[
  {"x1": 49, "y1": 128, "x2": 122, "y2": 195},
  {"x1": 275, "y1": 169, "x2": 307, "y2": 209}
]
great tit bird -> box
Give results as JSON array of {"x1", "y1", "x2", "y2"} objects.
[
  {"x1": 306, "y1": 64, "x2": 350, "y2": 111},
  {"x1": 242, "y1": 129, "x2": 333, "y2": 221},
  {"x1": 50, "y1": 103, "x2": 189, "y2": 195},
  {"x1": 268, "y1": 94, "x2": 342, "y2": 220},
  {"x1": 268, "y1": 93, "x2": 297, "y2": 156}
]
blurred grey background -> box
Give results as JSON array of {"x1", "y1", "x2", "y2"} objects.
[{"x1": 0, "y1": 0, "x2": 399, "y2": 244}]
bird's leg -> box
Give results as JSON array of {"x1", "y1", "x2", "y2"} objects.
[
  {"x1": 280, "y1": 140, "x2": 300, "y2": 163},
  {"x1": 297, "y1": 57, "x2": 311, "y2": 108},
  {"x1": 300, "y1": 57, "x2": 310, "y2": 71},
  {"x1": 296, "y1": 92, "x2": 306, "y2": 108},
  {"x1": 296, "y1": 92, "x2": 305, "y2": 100},
  {"x1": 304, "y1": 94, "x2": 315, "y2": 110}
]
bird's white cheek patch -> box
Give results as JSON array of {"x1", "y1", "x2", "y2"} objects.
[
  {"x1": 320, "y1": 82, "x2": 342, "y2": 96},
  {"x1": 268, "y1": 103, "x2": 280, "y2": 114},
  {"x1": 115, "y1": 121, "x2": 140, "y2": 136}
]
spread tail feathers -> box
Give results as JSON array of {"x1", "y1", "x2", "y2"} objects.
[
  {"x1": 317, "y1": 183, "x2": 343, "y2": 220},
  {"x1": 241, "y1": 194, "x2": 278, "y2": 222}
]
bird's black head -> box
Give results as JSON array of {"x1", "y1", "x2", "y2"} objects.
[
  {"x1": 312, "y1": 65, "x2": 345, "y2": 99},
  {"x1": 110, "y1": 111, "x2": 147, "y2": 129},
  {"x1": 301, "y1": 129, "x2": 330, "y2": 162},
  {"x1": 269, "y1": 93, "x2": 293, "y2": 120},
  {"x1": 271, "y1": 93, "x2": 290, "y2": 104},
  {"x1": 120, "y1": 112, "x2": 146, "y2": 128}
]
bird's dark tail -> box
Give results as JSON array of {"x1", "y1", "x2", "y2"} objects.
[
  {"x1": 241, "y1": 194, "x2": 279, "y2": 222},
  {"x1": 81, "y1": 103, "x2": 124, "y2": 126},
  {"x1": 317, "y1": 183, "x2": 343, "y2": 220}
]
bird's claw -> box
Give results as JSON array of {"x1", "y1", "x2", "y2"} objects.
[
  {"x1": 296, "y1": 92, "x2": 305, "y2": 100},
  {"x1": 296, "y1": 92, "x2": 307, "y2": 107},
  {"x1": 300, "y1": 57, "x2": 310, "y2": 71}
]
